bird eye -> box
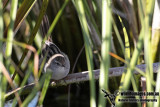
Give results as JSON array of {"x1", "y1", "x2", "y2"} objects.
[{"x1": 56, "y1": 62, "x2": 59, "y2": 65}]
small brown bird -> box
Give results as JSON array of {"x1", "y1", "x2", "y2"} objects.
[{"x1": 39, "y1": 15, "x2": 70, "y2": 80}]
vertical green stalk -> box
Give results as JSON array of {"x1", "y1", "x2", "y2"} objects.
[
  {"x1": 0, "y1": 1, "x2": 3, "y2": 105},
  {"x1": 0, "y1": 73, "x2": 2, "y2": 107},
  {"x1": 118, "y1": 16, "x2": 130, "y2": 90},
  {"x1": 0, "y1": 0, "x2": 3, "y2": 62},
  {"x1": 82, "y1": 0, "x2": 101, "y2": 38},
  {"x1": 144, "y1": 17, "x2": 153, "y2": 107},
  {"x1": 92, "y1": 0, "x2": 102, "y2": 24},
  {"x1": 2, "y1": 0, "x2": 18, "y2": 106},
  {"x1": 0, "y1": 74, "x2": 7, "y2": 107},
  {"x1": 5, "y1": 0, "x2": 18, "y2": 57},
  {"x1": 151, "y1": 0, "x2": 160, "y2": 61},
  {"x1": 98, "y1": 0, "x2": 112, "y2": 107},
  {"x1": 0, "y1": 0, "x2": 3, "y2": 103},
  {"x1": 112, "y1": 19, "x2": 125, "y2": 54},
  {"x1": 38, "y1": 71, "x2": 52, "y2": 106},
  {"x1": 144, "y1": 0, "x2": 155, "y2": 107},
  {"x1": 73, "y1": 0, "x2": 96, "y2": 107}
]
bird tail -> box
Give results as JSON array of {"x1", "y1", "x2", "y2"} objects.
[{"x1": 40, "y1": 14, "x2": 52, "y2": 42}]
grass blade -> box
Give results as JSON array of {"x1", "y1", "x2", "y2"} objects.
[
  {"x1": 115, "y1": 21, "x2": 145, "y2": 106},
  {"x1": 73, "y1": 0, "x2": 96, "y2": 106},
  {"x1": 98, "y1": 0, "x2": 112, "y2": 107},
  {"x1": 12, "y1": 0, "x2": 49, "y2": 80},
  {"x1": 3, "y1": 0, "x2": 37, "y2": 37},
  {"x1": 5, "y1": 0, "x2": 18, "y2": 58},
  {"x1": 21, "y1": 74, "x2": 46, "y2": 106},
  {"x1": 144, "y1": 0, "x2": 155, "y2": 106},
  {"x1": 38, "y1": 71, "x2": 52, "y2": 106}
]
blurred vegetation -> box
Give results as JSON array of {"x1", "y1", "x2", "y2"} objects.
[{"x1": 0, "y1": 0, "x2": 160, "y2": 107}]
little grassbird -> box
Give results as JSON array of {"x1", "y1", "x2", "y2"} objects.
[
  {"x1": 39, "y1": 40, "x2": 70, "y2": 80},
  {"x1": 39, "y1": 15, "x2": 70, "y2": 80}
]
